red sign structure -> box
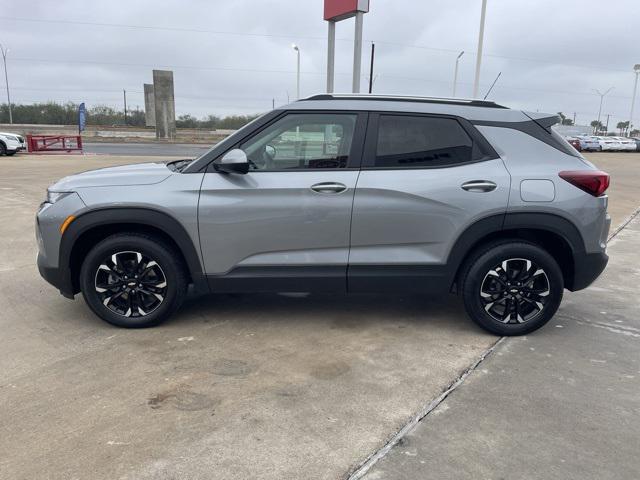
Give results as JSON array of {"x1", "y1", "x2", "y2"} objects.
[
  {"x1": 324, "y1": 0, "x2": 370, "y2": 93},
  {"x1": 26, "y1": 135, "x2": 83, "y2": 154},
  {"x1": 324, "y1": 0, "x2": 370, "y2": 21}
]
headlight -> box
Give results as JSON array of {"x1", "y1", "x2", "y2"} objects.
[{"x1": 46, "y1": 191, "x2": 73, "y2": 204}]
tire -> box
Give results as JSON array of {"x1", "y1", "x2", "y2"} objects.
[
  {"x1": 0, "y1": 143, "x2": 6, "y2": 156},
  {"x1": 460, "y1": 241, "x2": 563, "y2": 336},
  {"x1": 80, "y1": 233, "x2": 187, "y2": 328}
]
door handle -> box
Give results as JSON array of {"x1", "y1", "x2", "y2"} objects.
[
  {"x1": 310, "y1": 182, "x2": 347, "y2": 194},
  {"x1": 461, "y1": 180, "x2": 497, "y2": 193}
]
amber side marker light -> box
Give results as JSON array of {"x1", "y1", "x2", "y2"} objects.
[{"x1": 59, "y1": 215, "x2": 76, "y2": 234}]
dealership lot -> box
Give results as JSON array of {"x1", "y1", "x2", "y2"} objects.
[{"x1": 1, "y1": 152, "x2": 639, "y2": 479}]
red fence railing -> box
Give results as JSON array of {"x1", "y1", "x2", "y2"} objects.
[{"x1": 26, "y1": 135, "x2": 83, "y2": 153}]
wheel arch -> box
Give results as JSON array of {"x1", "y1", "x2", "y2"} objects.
[
  {"x1": 62, "y1": 207, "x2": 208, "y2": 295},
  {"x1": 449, "y1": 212, "x2": 585, "y2": 292}
]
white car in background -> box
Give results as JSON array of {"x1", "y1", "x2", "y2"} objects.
[
  {"x1": 597, "y1": 136, "x2": 622, "y2": 151},
  {"x1": 613, "y1": 137, "x2": 637, "y2": 151},
  {"x1": 576, "y1": 136, "x2": 602, "y2": 151},
  {"x1": 0, "y1": 132, "x2": 25, "y2": 156}
]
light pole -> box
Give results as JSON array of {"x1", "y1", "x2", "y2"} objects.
[
  {"x1": 472, "y1": 0, "x2": 488, "y2": 98},
  {"x1": 594, "y1": 87, "x2": 614, "y2": 128},
  {"x1": 292, "y1": 44, "x2": 300, "y2": 100},
  {"x1": 0, "y1": 44, "x2": 12, "y2": 124},
  {"x1": 452, "y1": 51, "x2": 464, "y2": 97},
  {"x1": 629, "y1": 64, "x2": 640, "y2": 135}
]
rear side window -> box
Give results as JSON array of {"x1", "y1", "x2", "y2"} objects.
[{"x1": 375, "y1": 115, "x2": 473, "y2": 168}]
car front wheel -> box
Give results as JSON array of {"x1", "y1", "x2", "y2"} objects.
[
  {"x1": 80, "y1": 233, "x2": 187, "y2": 328},
  {"x1": 461, "y1": 241, "x2": 563, "y2": 336}
]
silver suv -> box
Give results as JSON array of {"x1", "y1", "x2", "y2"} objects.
[{"x1": 36, "y1": 94, "x2": 611, "y2": 335}]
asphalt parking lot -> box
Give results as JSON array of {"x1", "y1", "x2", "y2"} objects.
[{"x1": 1, "y1": 152, "x2": 639, "y2": 479}]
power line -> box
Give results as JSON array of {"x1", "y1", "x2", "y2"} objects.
[
  {"x1": 0, "y1": 16, "x2": 327, "y2": 41},
  {"x1": 0, "y1": 15, "x2": 634, "y2": 75}
]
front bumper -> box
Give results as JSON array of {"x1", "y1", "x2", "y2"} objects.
[{"x1": 37, "y1": 253, "x2": 75, "y2": 298}]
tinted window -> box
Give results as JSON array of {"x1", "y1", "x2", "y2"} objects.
[
  {"x1": 375, "y1": 115, "x2": 473, "y2": 168},
  {"x1": 240, "y1": 113, "x2": 357, "y2": 170}
]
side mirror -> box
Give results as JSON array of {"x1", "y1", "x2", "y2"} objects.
[{"x1": 214, "y1": 149, "x2": 250, "y2": 174}]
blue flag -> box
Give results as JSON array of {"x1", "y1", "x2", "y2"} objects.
[{"x1": 78, "y1": 103, "x2": 87, "y2": 133}]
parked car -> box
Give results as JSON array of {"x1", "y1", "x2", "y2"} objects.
[
  {"x1": 613, "y1": 137, "x2": 637, "y2": 151},
  {"x1": 0, "y1": 132, "x2": 25, "y2": 155},
  {"x1": 576, "y1": 136, "x2": 601, "y2": 152},
  {"x1": 631, "y1": 137, "x2": 640, "y2": 151},
  {"x1": 36, "y1": 94, "x2": 611, "y2": 336},
  {"x1": 565, "y1": 136, "x2": 582, "y2": 152},
  {"x1": 597, "y1": 136, "x2": 622, "y2": 151}
]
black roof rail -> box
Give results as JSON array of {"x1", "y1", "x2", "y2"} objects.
[{"x1": 301, "y1": 93, "x2": 507, "y2": 109}]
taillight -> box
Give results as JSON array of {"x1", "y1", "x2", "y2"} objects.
[{"x1": 559, "y1": 170, "x2": 610, "y2": 197}]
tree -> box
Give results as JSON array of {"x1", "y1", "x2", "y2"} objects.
[
  {"x1": 558, "y1": 112, "x2": 573, "y2": 126},
  {"x1": 0, "y1": 101, "x2": 260, "y2": 129},
  {"x1": 590, "y1": 120, "x2": 603, "y2": 134},
  {"x1": 616, "y1": 121, "x2": 630, "y2": 136},
  {"x1": 176, "y1": 114, "x2": 199, "y2": 128},
  {"x1": 630, "y1": 129, "x2": 640, "y2": 137}
]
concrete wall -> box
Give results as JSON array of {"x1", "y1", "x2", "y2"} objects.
[
  {"x1": 143, "y1": 84, "x2": 156, "y2": 127},
  {"x1": 152, "y1": 70, "x2": 176, "y2": 139}
]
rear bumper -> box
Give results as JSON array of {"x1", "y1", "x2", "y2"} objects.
[{"x1": 569, "y1": 251, "x2": 608, "y2": 291}]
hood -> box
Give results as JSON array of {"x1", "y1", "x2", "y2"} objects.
[{"x1": 50, "y1": 162, "x2": 172, "y2": 191}]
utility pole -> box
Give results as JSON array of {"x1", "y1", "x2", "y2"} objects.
[
  {"x1": 629, "y1": 64, "x2": 640, "y2": 134},
  {"x1": 0, "y1": 44, "x2": 12, "y2": 124},
  {"x1": 452, "y1": 51, "x2": 464, "y2": 97},
  {"x1": 123, "y1": 89, "x2": 128, "y2": 125},
  {"x1": 605, "y1": 114, "x2": 610, "y2": 134},
  {"x1": 368, "y1": 43, "x2": 375, "y2": 94},
  {"x1": 472, "y1": 0, "x2": 488, "y2": 98},
  {"x1": 573, "y1": 112, "x2": 576, "y2": 125},
  {"x1": 272, "y1": 98, "x2": 275, "y2": 109}
]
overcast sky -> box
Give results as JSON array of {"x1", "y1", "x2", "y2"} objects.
[{"x1": 1, "y1": 0, "x2": 639, "y2": 128}]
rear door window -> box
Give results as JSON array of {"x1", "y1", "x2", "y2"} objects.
[{"x1": 373, "y1": 115, "x2": 474, "y2": 168}]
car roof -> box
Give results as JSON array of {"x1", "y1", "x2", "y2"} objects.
[{"x1": 281, "y1": 94, "x2": 535, "y2": 123}]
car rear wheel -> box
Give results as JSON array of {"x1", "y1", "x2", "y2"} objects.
[
  {"x1": 80, "y1": 233, "x2": 187, "y2": 328},
  {"x1": 461, "y1": 241, "x2": 563, "y2": 336}
]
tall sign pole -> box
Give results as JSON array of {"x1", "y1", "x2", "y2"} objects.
[
  {"x1": 324, "y1": 0, "x2": 370, "y2": 94},
  {"x1": 327, "y1": 21, "x2": 336, "y2": 93}
]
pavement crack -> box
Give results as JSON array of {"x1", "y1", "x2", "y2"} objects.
[{"x1": 346, "y1": 337, "x2": 505, "y2": 480}]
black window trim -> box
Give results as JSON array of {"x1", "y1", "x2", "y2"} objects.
[
  {"x1": 204, "y1": 109, "x2": 369, "y2": 173},
  {"x1": 361, "y1": 111, "x2": 500, "y2": 170}
]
